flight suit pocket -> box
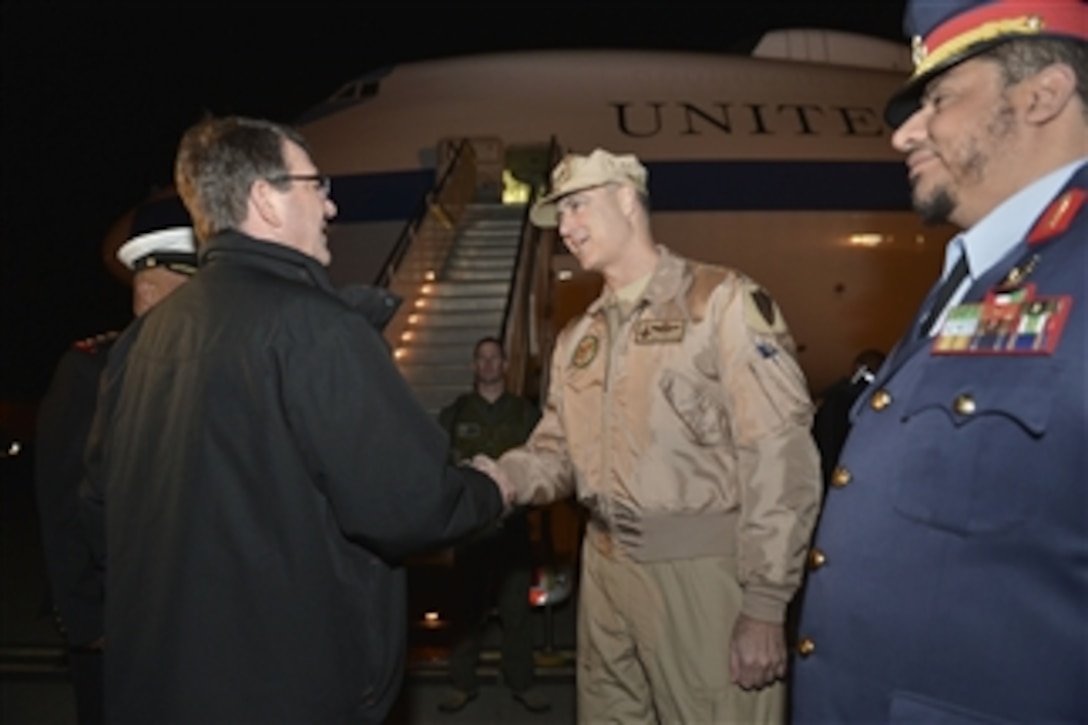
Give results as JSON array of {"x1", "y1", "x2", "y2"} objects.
[
  {"x1": 659, "y1": 369, "x2": 726, "y2": 445},
  {"x1": 893, "y1": 358, "x2": 1055, "y2": 534}
]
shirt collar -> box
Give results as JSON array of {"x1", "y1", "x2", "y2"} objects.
[{"x1": 586, "y1": 245, "x2": 683, "y2": 316}]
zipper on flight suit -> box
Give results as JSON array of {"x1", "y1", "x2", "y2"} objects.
[{"x1": 601, "y1": 301, "x2": 637, "y2": 520}]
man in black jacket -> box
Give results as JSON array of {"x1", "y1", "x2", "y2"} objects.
[{"x1": 81, "y1": 116, "x2": 509, "y2": 723}]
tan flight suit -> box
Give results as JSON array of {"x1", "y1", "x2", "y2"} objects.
[{"x1": 500, "y1": 246, "x2": 821, "y2": 724}]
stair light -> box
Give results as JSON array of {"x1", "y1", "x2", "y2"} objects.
[
  {"x1": 425, "y1": 271, "x2": 436, "y2": 281},
  {"x1": 394, "y1": 348, "x2": 407, "y2": 360},
  {"x1": 421, "y1": 611, "x2": 445, "y2": 629},
  {"x1": 421, "y1": 284, "x2": 433, "y2": 294},
  {"x1": 401, "y1": 331, "x2": 414, "y2": 341},
  {"x1": 848, "y1": 233, "x2": 885, "y2": 247},
  {"x1": 408, "y1": 314, "x2": 420, "y2": 325},
  {"x1": 414, "y1": 299, "x2": 427, "y2": 308}
]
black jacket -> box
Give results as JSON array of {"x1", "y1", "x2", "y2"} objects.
[{"x1": 82, "y1": 230, "x2": 502, "y2": 723}]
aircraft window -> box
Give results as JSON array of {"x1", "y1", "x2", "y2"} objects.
[{"x1": 329, "y1": 79, "x2": 380, "y2": 101}]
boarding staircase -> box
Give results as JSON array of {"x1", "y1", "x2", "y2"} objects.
[
  {"x1": 380, "y1": 137, "x2": 561, "y2": 417},
  {"x1": 393, "y1": 203, "x2": 526, "y2": 416}
]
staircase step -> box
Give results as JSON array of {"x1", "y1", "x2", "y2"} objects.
[
  {"x1": 455, "y1": 238, "x2": 520, "y2": 252},
  {"x1": 445, "y1": 269, "x2": 513, "y2": 283},
  {"x1": 446, "y1": 257, "x2": 517, "y2": 272},
  {"x1": 413, "y1": 296, "x2": 507, "y2": 312},
  {"x1": 462, "y1": 219, "x2": 522, "y2": 229},
  {"x1": 451, "y1": 238, "x2": 518, "y2": 249},
  {"x1": 424, "y1": 281, "x2": 509, "y2": 297},
  {"x1": 404, "y1": 310, "x2": 504, "y2": 328},
  {"x1": 464, "y1": 208, "x2": 526, "y2": 220},
  {"x1": 400, "y1": 326, "x2": 499, "y2": 346},
  {"x1": 395, "y1": 342, "x2": 480, "y2": 364}
]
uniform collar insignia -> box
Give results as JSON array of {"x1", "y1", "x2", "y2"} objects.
[{"x1": 1027, "y1": 188, "x2": 1086, "y2": 245}]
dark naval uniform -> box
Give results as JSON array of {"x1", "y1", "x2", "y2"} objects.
[
  {"x1": 35, "y1": 331, "x2": 119, "y2": 724},
  {"x1": 794, "y1": 165, "x2": 1088, "y2": 722},
  {"x1": 439, "y1": 391, "x2": 541, "y2": 700}
]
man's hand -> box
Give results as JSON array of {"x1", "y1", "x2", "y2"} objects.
[
  {"x1": 728, "y1": 614, "x2": 787, "y2": 690},
  {"x1": 471, "y1": 454, "x2": 514, "y2": 510}
]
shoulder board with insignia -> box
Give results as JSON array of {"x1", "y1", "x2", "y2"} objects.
[
  {"x1": 1027, "y1": 188, "x2": 1085, "y2": 246},
  {"x1": 73, "y1": 330, "x2": 120, "y2": 354}
]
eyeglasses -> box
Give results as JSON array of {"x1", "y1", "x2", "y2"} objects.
[{"x1": 267, "y1": 174, "x2": 331, "y2": 197}]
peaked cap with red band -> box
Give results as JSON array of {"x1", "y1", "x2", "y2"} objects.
[{"x1": 885, "y1": 0, "x2": 1087, "y2": 128}]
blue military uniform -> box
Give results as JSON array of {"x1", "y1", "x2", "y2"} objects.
[
  {"x1": 794, "y1": 165, "x2": 1087, "y2": 722},
  {"x1": 794, "y1": 1, "x2": 1088, "y2": 720},
  {"x1": 35, "y1": 332, "x2": 118, "y2": 724}
]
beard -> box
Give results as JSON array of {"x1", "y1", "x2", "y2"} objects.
[{"x1": 912, "y1": 184, "x2": 958, "y2": 226}]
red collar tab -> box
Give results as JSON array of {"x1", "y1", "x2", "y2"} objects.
[{"x1": 1027, "y1": 188, "x2": 1086, "y2": 246}]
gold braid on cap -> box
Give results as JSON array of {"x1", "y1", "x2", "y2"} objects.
[{"x1": 913, "y1": 14, "x2": 1044, "y2": 78}]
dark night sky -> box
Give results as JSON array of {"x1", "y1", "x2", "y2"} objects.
[{"x1": 1, "y1": 1, "x2": 906, "y2": 403}]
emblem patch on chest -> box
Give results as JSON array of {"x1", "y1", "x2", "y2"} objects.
[
  {"x1": 571, "y1": 334, "x2": 600, "y2": 368},
  {"x1": 634, "y1": 320, "x2": 685, "y2": 344}
]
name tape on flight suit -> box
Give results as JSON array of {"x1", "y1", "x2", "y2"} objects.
[{"x1": 634, "y1": 320, "x2": 685, "y2": 344}]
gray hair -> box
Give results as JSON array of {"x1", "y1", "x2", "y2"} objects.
[
  {"x1": 986, "y1": 37, "x2": 1088, "y2": 120},
  {"x1": 174, "y1": 116, "x2": 311, "y2": 243}
]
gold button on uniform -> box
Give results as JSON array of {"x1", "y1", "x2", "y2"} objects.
[
  {"x1": 797, "y1": 638, "x2": 815, "y2": 657},
  {"x1": 831, "y1": 466, "x2": 851, "y2": 488},
  {"x1": 870, "y1": 388, "x2": 892, "y2": 411},
  {"x1": 809, "y1": 548, "x2": 827, "y2": 570},
  {"x1": 954, "y1": 394, "x2": 976, "y2": 416}
]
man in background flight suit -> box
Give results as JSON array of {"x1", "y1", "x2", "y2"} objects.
[
  {"x1": 437, "y1": 336, "x2": 549, "y2": 715},
  {"x1": 474, "y1": 149, "x2": 823, "y2": 723},
  {"x1": 35, "y1": 225, "x2": 197, "y2": 723},
  {"x1": 794, "y1": 1, "x2": 1088, "y2": 721}
]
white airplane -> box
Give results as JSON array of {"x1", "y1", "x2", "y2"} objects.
[
  {"x1": 97, "y1": 28, "x2": 959, "y2": 637},
  {"x1": 103, "y1": 29, "x2": 955, "y2": 399}
]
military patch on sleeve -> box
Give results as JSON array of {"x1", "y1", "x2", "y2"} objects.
[
  {"x1": 571, "y1": 334, "x2": 599, "y2": 369},
  {"x1": 743, "y1": 283, "x2": 788, "y2": 335}
]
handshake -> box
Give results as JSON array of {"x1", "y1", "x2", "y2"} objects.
[{"x1": 470, "y1": 454, "x2": 516, "y2": 511}]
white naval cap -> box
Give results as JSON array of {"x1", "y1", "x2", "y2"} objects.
[{"x1": 116, "y1": 226, "x2": 198, "y2": 275}]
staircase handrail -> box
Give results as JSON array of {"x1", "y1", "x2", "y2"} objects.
[
  {"x1": 501, "y1": 136, "x2": 563, "y2": 397},
  {"x1": 375, "y1": 138, "x2": 472, "y2": 288}
]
